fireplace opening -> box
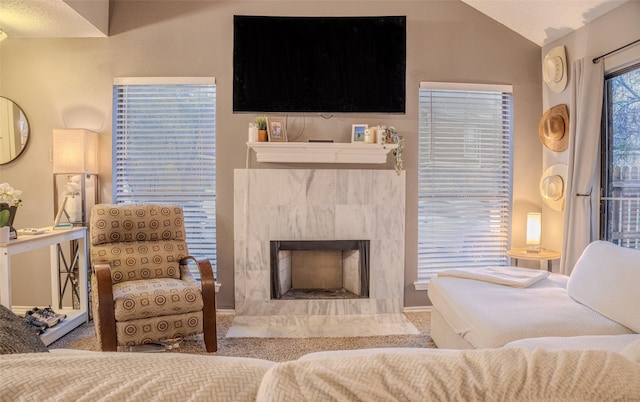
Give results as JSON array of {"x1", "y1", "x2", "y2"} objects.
[{"x1": 270, "y1": 240, "x2": 370, "y2": 300}]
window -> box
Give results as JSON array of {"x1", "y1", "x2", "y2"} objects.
[
  {"x1": 113, "y1": 78, "x2": 217, "y2": 277},
  {"x1": 417, "y1": 82, "x2": 513, "y2": 284},
  {"x1": 601, "y1": 63, "x2": 640, "y2": 248}
]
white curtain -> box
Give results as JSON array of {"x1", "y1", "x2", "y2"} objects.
[{"x1": 560, "y1": 58, "x2": 604, "y2": 275}]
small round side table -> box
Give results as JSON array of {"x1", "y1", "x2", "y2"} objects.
[{"x1": 507, "y1": 248, "x2": 561, "y2": 272}]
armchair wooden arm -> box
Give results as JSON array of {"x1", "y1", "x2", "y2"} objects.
[
  {"x1": 181, "y1": 257, "x2": 217, "y2": 352},
  {"x1": 93, "y1": 263, "x2": 117, "y2": 351}
]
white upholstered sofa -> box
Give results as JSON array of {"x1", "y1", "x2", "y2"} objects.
[{"x1": 428, "y1": 240, "x2": 640, "y2": 351}]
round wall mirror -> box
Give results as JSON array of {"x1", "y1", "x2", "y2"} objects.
[{"x1": 0, "y1": 96, "x2": 30, "y2": 165}]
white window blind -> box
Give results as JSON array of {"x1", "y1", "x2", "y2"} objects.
[
  {"x1": 417, "y1": 82, "x2": 513, "y2": 283},
  {"x1": 113, "y1": 78, "x2": 217, "y2": 277}
]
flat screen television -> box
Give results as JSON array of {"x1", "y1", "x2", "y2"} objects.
[{"x1": 233, "y1": 15, "x2": 406, "y2": 114}]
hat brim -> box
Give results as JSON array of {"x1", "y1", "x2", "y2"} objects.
[
  {"x1": 539, "y1": 104, "x2": 569, "y2": 152},
  {"x1": 540, "y1": 164, "x2": 568, "y2": 212}
]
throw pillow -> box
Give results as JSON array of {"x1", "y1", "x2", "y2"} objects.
[
  {"x1": 0, "y1": 304, "x2": 48, "y2": 354},
  {"x1": 567, "y1": 240, "x2": 640, "y2": 333}
]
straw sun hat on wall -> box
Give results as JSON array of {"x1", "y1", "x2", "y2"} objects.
[{"x1": 539, "y1": 104, "x2": 569, "y2": 152}]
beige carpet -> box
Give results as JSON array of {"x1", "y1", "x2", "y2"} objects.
[{"x1": 49, "y1": 312, "x2": 436, "y2": 362}]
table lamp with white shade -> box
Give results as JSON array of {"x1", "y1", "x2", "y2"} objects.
[
  {"x1": 52, "y1": 129, "x2": 99, "y2": 229},
  {"x1": 526, "y1": 212, "x2": 542, "y2": 253}
]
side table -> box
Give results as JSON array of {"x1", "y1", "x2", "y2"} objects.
[
  {"x1": 0, "y1": 227, "x2": 88, "y2": 345},
  {"x1": 506, "y1": 248, "x2": 561, "y2": 272}
]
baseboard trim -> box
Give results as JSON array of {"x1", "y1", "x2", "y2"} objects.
[
  {"x1": 221, "y1": 308, "x2": 431, "y2": 314},
  {"x1": 403, "y1": 306, "x2": 433, "y2": 313}
]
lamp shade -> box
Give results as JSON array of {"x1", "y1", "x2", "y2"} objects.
[
  {"x1": 52, "y1": 129, "x2": 98, "y2": 174},
  {"x1": 526, "y1": 212, "x2": 542, "y2": 249}
]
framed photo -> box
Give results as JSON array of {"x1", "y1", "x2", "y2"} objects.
[
  {"x1": 351, "y1": 124, "x2": 368, "y2": 143},
  {"x1": 267, "y1": 117, "x2": 287, "y2": 142}
]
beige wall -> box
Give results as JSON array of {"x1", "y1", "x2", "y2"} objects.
[
  {"x1": 540, "y1": 1, "x2": 640, "y2": 263},
  {"x1": 0, "y1": 0, "x2": 543, "y2": 309}
]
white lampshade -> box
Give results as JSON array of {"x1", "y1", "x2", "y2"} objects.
[
  {"x1": 52, "y1": 129, "x2": 98, "y2": 174},
  {"x1": 526, "y1": 212, "x2": 542, "y2": 251}
]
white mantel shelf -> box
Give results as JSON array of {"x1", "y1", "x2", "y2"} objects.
[{"x1": 247, "y1": 142, "x2": 398, "y2": 164}]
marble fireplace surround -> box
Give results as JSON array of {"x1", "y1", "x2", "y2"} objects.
[{"x1": 234, "y1": 169, "x2": 406, "y2": 316}]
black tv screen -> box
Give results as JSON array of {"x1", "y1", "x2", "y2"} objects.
[{"x1": 233, "y1": 16, "x2": 406, "y2": 114}]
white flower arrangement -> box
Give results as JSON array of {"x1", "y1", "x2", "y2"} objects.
[{"x1": 0, "y1": 183, "x2": 22, "y2": 207}]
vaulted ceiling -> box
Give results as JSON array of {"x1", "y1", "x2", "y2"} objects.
[
  {"x1": 0, "y1": 0, "x2": 109, "y2": 39},
  {"x1": 0, "y1": 0, "x2": 631, "y2": 46},
  {"x1": 459, "y1": 0, "x2": 628, "y2": 46}
]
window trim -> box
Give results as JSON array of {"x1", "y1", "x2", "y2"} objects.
[
  {"x1": 114, "y1": 77, "x2": 215, "y2": 85},
  {"x1": 419, "y1": 81, "x2": 512, "y2": 93}
]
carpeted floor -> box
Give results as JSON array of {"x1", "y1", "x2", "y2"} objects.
[{"x1": 49, "y1": 312, "x2": 436, "y2": 362}]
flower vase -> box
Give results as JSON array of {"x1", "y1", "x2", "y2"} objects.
[{"x1": 0, "y1": 203, "x2": 17, "y2": 239}]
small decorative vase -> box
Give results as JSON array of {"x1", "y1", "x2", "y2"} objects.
[
  {"x1": 0, "y1": 226, "x2": 9, "y2": 243},
  {"x1": 258, "y1": 129, "x2": 268, "y2": 142},
  {"x1": 248, "y1": 126, "x2": 259, "y2": 142},
  {"x1": 0, "y1": 203, "x2": 17, "y2": 239}
]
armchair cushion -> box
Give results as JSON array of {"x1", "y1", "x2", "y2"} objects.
[
  {"x1": 567, "y1": 241, "x2": 640, "y2": 333},
  {"x1": 92, "y1": 240, "x2": 187, "y2": 283},
  {"x1": 91, "y1": 204, "x2": 188, "y2": 283},
  {"x1": 91, "y1": 204, "x2": 186, "y2": 245},
  {"x1": 112, "y1": 278, "x2": 204, "y2": 322}
]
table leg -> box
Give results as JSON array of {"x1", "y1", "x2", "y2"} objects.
[
  {"x1": 0, "y1": 252, "x2": 11, "y2": 307},
  {"x1": 78, "y1": 237, "x2": 88, "y2": 323},
  {"x1": 50, "y1": 244, "x2": 61, "y2": 310}
]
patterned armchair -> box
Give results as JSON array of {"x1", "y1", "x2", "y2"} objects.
[{"x1": 89, "y1": 203, "x2": 216, "y2": 352}]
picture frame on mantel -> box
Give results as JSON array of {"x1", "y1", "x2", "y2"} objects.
[
  {"x1": 267, "y1": 117, "x2": 287, "y2": 142},
  {"x1": 351, "y1": 124, "x2": 367, "y2": 143}
]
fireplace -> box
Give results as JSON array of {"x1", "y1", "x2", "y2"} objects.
[
  {"x1": 234, "y1": 169, "x2": 406, "y2": 316},
  {"x1": 270, "y1": 240, "x2": 370, "y2": 300}
]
